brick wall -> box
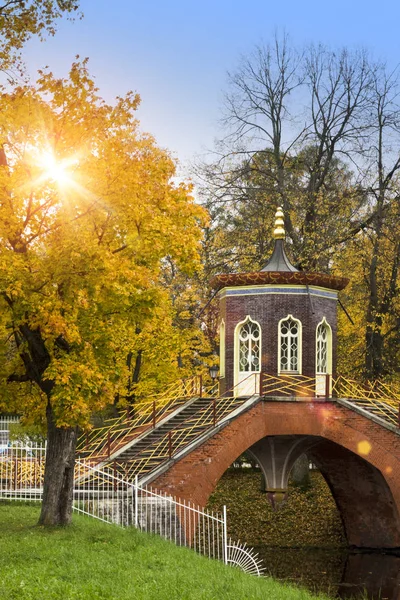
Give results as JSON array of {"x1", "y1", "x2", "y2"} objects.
[
  {"x1": 219, "y1": 287, "x2": 337, "y2": 392},
  {"x1": 152, "y1": 401, "x2": 400, "y2": 548}
]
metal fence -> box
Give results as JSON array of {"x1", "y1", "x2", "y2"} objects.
[
  {"x1": 0, "y1": 448, "x2": 263, "y2": 576},
  {"x1": 0, "y1": 416, "x2": 20, "y2": 450},
  {"x1": 0, "y1": 416, "x2": 20, "y2": 427},
  {"x1": 0, "y1": 444, "x2": 46, "y2": 501},
  {"x1": 74, "y1": 461, "x2": 227, "y2": 562}
]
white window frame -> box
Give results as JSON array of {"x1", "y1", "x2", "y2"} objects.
[
  {"x1": 315, "y1": 317, "x2": 332, "y2": 375},
  {"x1": 278, "y1": 314, "x2": 302, "y2": 375},
  {"x1": 219, "y1": 319, "x2": 226, "y2": 378},
  {"x1": 234, "y1": 316, "x2": 262, "y2": 376}
]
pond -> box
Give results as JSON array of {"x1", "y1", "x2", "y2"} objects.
[
  {"x1": 254, "y1": 546, "x2": 400, "y2": 599},
  {"x1": 207, "y1": 469, "x2": 400, "y2": 599}
]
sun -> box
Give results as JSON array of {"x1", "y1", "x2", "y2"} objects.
[{"x1": 38, "y1": 151, "x2": 74, "y2": 187}]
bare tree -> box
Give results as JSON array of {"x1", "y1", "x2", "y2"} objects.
[{"x1": 199, "y1": 34, "x2": 371, "y2": 272}]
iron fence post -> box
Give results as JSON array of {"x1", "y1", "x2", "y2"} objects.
[
  {"x1": 213, "y1": 398, "x2": 216, "y2": 427},
  {"x1": 113, "y1": 461, "x2": 117, "y2": 492},
  {"x1": 222, "y1": 505, "x2": 228, "y2": 565},
  {"x1": 134, "y1": 474, "x2": 139, "y2": 528},
  {"x1": 152, "y1": 400, "x2": 156, "y2": 429}
]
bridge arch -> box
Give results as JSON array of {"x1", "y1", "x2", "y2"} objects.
[{"x1": 152, "y1": 401, "x2": 400, "y2": 548}]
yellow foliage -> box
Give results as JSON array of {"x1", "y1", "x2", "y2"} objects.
[{"x1": 0, "y1": 60, "x2": 208, "y2": 429}]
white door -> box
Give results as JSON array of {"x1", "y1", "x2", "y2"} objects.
[
  {"x1": 235, "y1": 318, "x2": 261, "y2": 397},
  {"x1": 315, "y1": 320, "x2": 332, "y2": 396},
  {"x1": 315, "y1": 375, "x2": 329, "y2": 396}
]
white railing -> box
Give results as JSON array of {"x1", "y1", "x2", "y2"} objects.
[
  {"x1": 0, "y1": 416, "x2": 20, "y2": 427},
  {"x1": 0, "y1": 416, "x2": 47, "y2": 453},
  {"x1": 0, "y1": 445, "x2": 46, "y2": 501},
  {"x1": 0, "y1": 448, "x2": 263, "y2": 576},
  {"x1": 0, "y1": 416, "x2": 20, "y2": 448},
  {"x1": 74, "y1": 460, "x2": 227, "y2": 562}
]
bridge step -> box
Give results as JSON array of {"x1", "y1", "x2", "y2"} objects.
[
  {"x1": 97, "y1": 397, "x2": 219, "y2": 466},
  {"x1": 92, "y1": 394, "x2": 247, "y2": 482}
]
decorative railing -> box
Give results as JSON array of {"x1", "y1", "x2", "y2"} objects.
[
  {"x1": 0, "y1": 444, "x2": 46, "y2": 500},
  {"x1": 92, "y1": 374, "x2": 262, "y2": 480},
  {"x1": 332, "y1": 376, "x2": 400, "y2": 404},
  {"x1": 333, "y1": 376, "x2": 399, "y2": 427},
  {"x1": 260, "y1": 373, "x2": 317, "y2": 398},
  {"x1": 104, "y1": 394, "x2": 248, "y2": 481},
  {"x1": 77, "y1": 376, "x2": 205, "y2": 460},
  {"x1": 78, "y1": 374, "x2": 257, "y2": 468},
  {"x1": 75, "y1": 461, "x2": 227, "y2": 561},
  {"x1": 259, "y1": 373, "x2": 399, "y2": 428}
]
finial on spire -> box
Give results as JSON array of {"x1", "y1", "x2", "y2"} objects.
[{"x1": 273, "y1": 206, "x2": 285, "y2": 240}]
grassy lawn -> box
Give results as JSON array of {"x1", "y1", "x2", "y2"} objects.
[{"x1": 0, "y1": 501, "x2": 330, "y2": 600}]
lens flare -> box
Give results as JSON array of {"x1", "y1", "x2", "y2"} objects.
[
  {"x1": 357, "y1": 440, "x2": 371, "y2": 456},
  {"x1": 37, "y1": 151, "x2": 77, "y2": 188}
]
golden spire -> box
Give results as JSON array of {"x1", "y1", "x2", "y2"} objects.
[{"x1": 273, "y1": 206, "x2": 285, "y2": 240}]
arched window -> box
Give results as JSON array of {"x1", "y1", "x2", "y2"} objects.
[
  {"x1": 316, "y1": 318, "x2": 332, "y2": 375},
  {"x1": 219, "y1": 319, "x2": 225, "y2": 378},
  {"x1": 279, "y1": 315, "x2": 301, "y2": 374},
  {"x1": 238, "y1": 317, "x2": 261, "y2": 373}
]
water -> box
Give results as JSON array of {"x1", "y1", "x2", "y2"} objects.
[
  {"x1": 207, "y1": 469, "x2": 400, "y2": 597},
  {"x1": 254, "y1": 546, "x2": 400, "y2": 599}
]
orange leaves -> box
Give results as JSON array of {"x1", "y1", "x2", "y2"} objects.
[{"x1": 0, "y1": 62, "x2": 208, "y2": 430}]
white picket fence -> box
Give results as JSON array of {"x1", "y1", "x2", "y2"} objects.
[{"x1": 0, "y1": 446, "x2": 264, "y2": 576}]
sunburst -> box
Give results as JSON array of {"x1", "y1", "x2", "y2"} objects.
[{"x1": 36, "y1": 151, "x2": 77, "y2": 188}]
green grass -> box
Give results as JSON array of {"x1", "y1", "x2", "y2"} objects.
[{"x1": 0, "y1": 501, "x2": 330, "y2": 600}]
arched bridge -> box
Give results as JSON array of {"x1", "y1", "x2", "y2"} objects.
[{"x1": 78, "y1": 375, "x2": 400, "y2": 549}]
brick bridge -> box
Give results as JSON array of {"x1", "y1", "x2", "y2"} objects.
[
  {"x1": 79, "y1": 376, "x2": 400, "y2": 549},
  {"x1": 151, "y1": 397, "x2": 400, "y2": 549}
]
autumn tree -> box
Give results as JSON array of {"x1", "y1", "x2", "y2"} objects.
[
  {"x1": 0, "y1": 0, "x2": 80, "y2": 71},
  {"x1": 0, "y1": 61, "x2": 206, "y2": 525},
  {"x1": 337, "y1": 65, "x2": 400, "y2": 379},
  {"x1": 198, "y1": 34, "x2": 370, "y2": 272}
]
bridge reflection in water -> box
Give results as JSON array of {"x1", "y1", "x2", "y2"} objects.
[{"x1": 255, "y1": 547, "x2": 400, "y2": 600}]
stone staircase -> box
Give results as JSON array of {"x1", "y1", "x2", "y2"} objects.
[
  {"x1": 112, "y1": 396, "x2": 213, "y2": 462},
  {"x1": 92, "y1": 395, "x2": 232, "y2": 480},
  {"x1": 84, "y1": 392, "x2": 251, "y2": 484}
]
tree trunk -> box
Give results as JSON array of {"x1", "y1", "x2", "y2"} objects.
[
  {"x1": 38, "y1": 403, "x2": 77, "y2": 526},
  {"x1": 365, "y1": 325, "x2": 384, "y2": 380}
]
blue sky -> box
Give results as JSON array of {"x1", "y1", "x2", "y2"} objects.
[{"x1": 24, "y1": 0, "x2": 400, "y2": 173}]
